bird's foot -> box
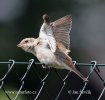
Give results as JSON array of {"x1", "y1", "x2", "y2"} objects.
[{"x1": 42, "y1": 64, "x2": 47, "y2": 69}]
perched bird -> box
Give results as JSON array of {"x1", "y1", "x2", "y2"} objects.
[{"x1": 17, "y1": 14, "x2": 87, "y2": 82}]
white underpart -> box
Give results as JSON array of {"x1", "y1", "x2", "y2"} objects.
[
  {"x1": 34, "y1": 44, "x2": 71, "y2": 70},
  {"x1": 35, "y1": 45, "x2": 56, "y2": 64}
]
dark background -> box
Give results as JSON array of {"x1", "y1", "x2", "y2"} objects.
[{"x1": 0, "y1": 0, "x2": 105, "y2": 100}]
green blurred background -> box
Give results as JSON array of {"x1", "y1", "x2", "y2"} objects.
[{"x1": 0, "y1": 0, "x2": 105, "y2": 100}]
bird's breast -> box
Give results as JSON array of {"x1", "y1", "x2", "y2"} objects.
[{"x1": 35, "y1": 46, "x2": 56, "y2": 64}]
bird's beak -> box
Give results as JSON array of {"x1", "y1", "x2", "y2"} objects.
[{"x1": 17, "y1": 43, "x2": 22, "y2": 47}]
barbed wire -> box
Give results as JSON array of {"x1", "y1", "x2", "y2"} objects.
[{"x1": 0, "y1": 59, "x2": 105, "y2": 100}]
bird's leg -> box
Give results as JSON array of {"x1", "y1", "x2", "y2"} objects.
[{"x1": 42, "y1": 64, "x2": 47, "y2": 68}]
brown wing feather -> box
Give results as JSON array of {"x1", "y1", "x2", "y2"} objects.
[
  {"x1": 51, "y1": 15, "x2": 72, "y2": 50},
  {"x1": 54, "y1": 48, "x2": 87, "y2": 81},
  {"x1": 56, "y1": 42, "x2": 70, "y2": 55},
  {"x1": 54, "y1": 47, "x2": 73, "y2": 68}
]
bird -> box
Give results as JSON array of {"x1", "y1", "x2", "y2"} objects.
[{"x1": 17, "y1": 14, "x2": 88, "y2": 82}]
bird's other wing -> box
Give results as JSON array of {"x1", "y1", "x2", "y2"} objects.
[
  {"x1": 39, "y1": 22, "x2": 56, "y2": 52},
  {"x1": 51, "y1": 15, "x2": 72, "y2": 50}
]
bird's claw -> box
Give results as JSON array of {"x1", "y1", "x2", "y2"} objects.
[{"x1": 42, "y1": 64, "x2": 47, "y2": 68}]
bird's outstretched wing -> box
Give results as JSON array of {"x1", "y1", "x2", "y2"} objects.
[
  {"x1": 39, "y1": 14, "x2": 72, "y2": 53},
  {"x1": 39, "y1": 22, "x2": 56, "y2": 52},
  {"x1": 51, "y1": 15, "x2": 72, "y2": 50}
]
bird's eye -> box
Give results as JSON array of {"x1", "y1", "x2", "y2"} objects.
[{"x1": 25, "y1": 40, "x2": 28, "y2": 43}]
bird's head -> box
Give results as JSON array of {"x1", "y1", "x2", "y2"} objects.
[
  {"x1": 17, "y1": 38, "x2": 39, "y2": 53},
  {"x1": 43, "y1": 14, "x2": 50, "y2": 23}
]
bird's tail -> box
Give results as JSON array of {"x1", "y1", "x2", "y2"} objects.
[{"x1": 67, "y1": 63, "x2": 88, "y2": 82}]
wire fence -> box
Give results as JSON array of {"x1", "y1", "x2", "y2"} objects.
[{"x1": 0, "y1": 59, "x2": 105, "y2": 100}]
